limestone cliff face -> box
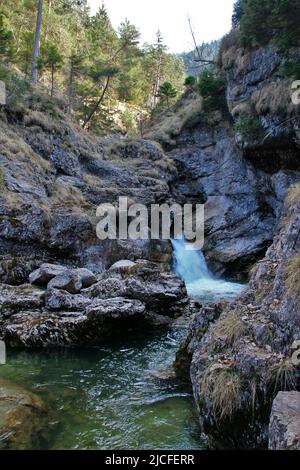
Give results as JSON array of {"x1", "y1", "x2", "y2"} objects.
[
  {"x1": 175, "y1": 187, "x2": 300, "y2": 448},
  {"x1": 167, "y1": 48, "x2": 300, "y2": 278},
  {"x1": 0, "y1": 108, "x2": 174, "y2": 284},
  {"x1": 172, "y1": 44, "x2": 300, "y2": 449}
]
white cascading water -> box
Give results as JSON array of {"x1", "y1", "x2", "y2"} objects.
[{"x1": 171, "y1": 239, "x2": 245, "y2": 302}]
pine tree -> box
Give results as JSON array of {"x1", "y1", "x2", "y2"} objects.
[
  {"x1": 43, "y1": 42, "x2": 63, "y2": 96},
  {"x1": 156, "y1": 82, "x2": 177, "y2": 109}
]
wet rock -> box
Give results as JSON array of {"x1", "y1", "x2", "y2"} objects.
[
  {"x1": 85, "y1": 260, "x2": 186, "y2": 314},
  {"x1": 29, "y1": 264, "x2": 96, "y2": 291},
  {"x1": 269, "y1": 392, "x2": 300, "y2": 450},
  {"x1": 0, "y1": 379, "x2": 50, "y2": 450},
  {"x1": 47, "y1": 272, "x2": 82, "y2": 294}
]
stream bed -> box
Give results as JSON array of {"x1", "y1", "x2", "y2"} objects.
[
  {"x1": 0, "y1": 243, "x2": 245, "y2": 450},
  {"x1": 1, "y1": 328, "x2": 202, "y2": 450}
]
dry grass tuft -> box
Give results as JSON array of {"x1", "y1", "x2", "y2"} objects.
[
  {"x1": 251, "y1": 80, "x2": 294, "y2": 116},
  {"x1": 49, "y1": 182, "x2": 94, "y2": 213},
  {"x1": 287, "y1": 182, "x2": 300, "y2": 206},
  {"x1": 285, "y1": 253, "x2": 300, "y2": 306},
  {"x1": 212, "y1": 313, "x2": 248, "y2": 347},
  {"x1": 200, "y1": 366, "x2": 242, "y2": 421},
  {"x1": 145, "y1": 94, "x2": 203, "y2": 146},
  {"x1": 267, "y1": 359, "x2": 297, "y2": 392}
]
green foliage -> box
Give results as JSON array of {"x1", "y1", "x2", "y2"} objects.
[
  {"x1": 0, "y1": 65, "x2": 31, "y2": 109},
  {"x1": 234, "y1": 112, "x2": 265, "y2": 141},
  {"x1": 121, "y1": 108, "x2": 135, "y2": 133},
  {"x1": 184, "y1": 76, "x2": 197, "y2": 88},
  {"x1": 233, "y1": 0, "x2": 300, "y2": 51},
  {"x1": 0, "y1": 13, "x2": 14, "y2": 59},
  {"x1": 0, "y1": 1, "x2": 186, "y2": 131},
  {"x1": 156, "y1": 82, "x2": 177, "y2": 108},
  {"x1": 279, "y1": 60, "x2": 300, "y2": 80},
  {"x1": 198, "y1": 70, "x2": 226, "y2": 112}
]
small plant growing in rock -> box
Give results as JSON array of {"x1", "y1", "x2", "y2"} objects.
[
  {"x1": 200, "y1": 366, "x2": 243, "y2": 421},
  {"x1": 267, "y1": 359, "x2": 297, "y2": 393},
  {"x1": 234, "y1": 112, "x2": 265, "y2": 142},
  {"x1": 285, "y1": 253, "x2": 300, "y2": 306},
  {"x1": 212, "y1": 313, "x2": 248, "y2": 348}
]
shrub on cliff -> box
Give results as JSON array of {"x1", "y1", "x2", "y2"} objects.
[
  {"x1": 198, "y1": 70, "x2": 226, "y2": 112},
  {"x1": 234, "y1": 112, "x2": 265, "y2": 141}
]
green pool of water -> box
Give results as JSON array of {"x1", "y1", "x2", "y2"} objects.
[{"x1": 0, "y1": 327, "x2": 202, "y2": 450}]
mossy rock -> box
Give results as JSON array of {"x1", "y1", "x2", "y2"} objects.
[{"x1": 0, "y1": 378, "x2": 51, "y2": 449}]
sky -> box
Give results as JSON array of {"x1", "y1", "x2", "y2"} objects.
[{"x1": 88, "y1": 0, "x2": 236, "y2": 53}]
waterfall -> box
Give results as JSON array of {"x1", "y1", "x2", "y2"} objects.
[
  {"x1": 171, "y1": 239, "x2": 245, "y2": 302},
  {"x1": 171, "y1": 238, "x2": 212, "y2": 283}
]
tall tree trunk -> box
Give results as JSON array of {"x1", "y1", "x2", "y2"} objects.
[
  {"x1": 68, "y1": 64, "x2": 74, "y2": 113},
  {"x1": 82, "y1": 76, "x2": 111, "y2": 129},
  {"x1": 32, "y1": 0, "x2": 43, "y2": 85},
  {"x1": 153, "y1": 53, "x2": 162, "y2": 107}
]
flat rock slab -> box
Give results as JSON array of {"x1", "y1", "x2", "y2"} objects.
[
  {"x1": 269, "y1": 391, "x2": 300, "y2": 450},
  {"x1": 0, "y1": 378, "x2": 50, "y2": 449},
  {"x1": 0, "y1": 284, "x2": 45, "y2": 317}
]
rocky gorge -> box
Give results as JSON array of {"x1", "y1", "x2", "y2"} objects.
[{"x1": 0, "y1": 39, "x2": 300, "y2": 450}]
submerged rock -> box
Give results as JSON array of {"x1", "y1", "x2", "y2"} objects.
[
  {"x1": 0, "y1": 379, "x2": 50, "y2": 450},
  {"x1": 269, "y1": 392, "x2": 300, "y2": 450}
]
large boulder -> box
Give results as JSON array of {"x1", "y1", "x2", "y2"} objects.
[
  {"x1": 29, "y1": 264, "x2": 97, "y2": 291},
  {"x1": 29, "y1": 264, "x2": 67, "y2": 286},
  {"x1": 84, "y1": 260, "x2": 187, "y2": 314},
  {"x1": 0, "y1": 379, "x2": 50, "y2": 450},
  {"x1": 47, "y1": 272, "x2": 82, "y2": 294},
  {"x1": 269, "y1": 392, "x2": 300, "y2": 450}
]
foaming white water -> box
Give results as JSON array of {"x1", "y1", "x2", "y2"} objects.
[{"x1": 171, "y1": 239, "x2": 245, "y2": 302}]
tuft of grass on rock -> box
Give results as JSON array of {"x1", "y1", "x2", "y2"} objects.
[
  {"x1": 287, "y1": 182, "x2": 300, "y2": 206},
  {"x1": 200, "y1": 366, "x2": 243, "y2": 421},
  {"x1": 285, "y1": 253, "x2": 300, "y2": 306},
  {"x1": 267, "y1": 359, "x2": 297, "y2": 393},
  {"x1": 212, "y1": 313, "x2": 248, "y2": 347}
]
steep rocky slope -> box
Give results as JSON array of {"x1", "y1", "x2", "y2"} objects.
[
  {"x1": 0, "y1": 94, "x2": 176, "y2": 285},
  {"x1": 175, "y1": 186, "x2": 300, "y2": 448},
  {"x1": 146, "y1": 46, "x2": 300, "y2": 280},
  {"x1": 172, "y1": 44, "x2": 300, "y2": 449}
]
